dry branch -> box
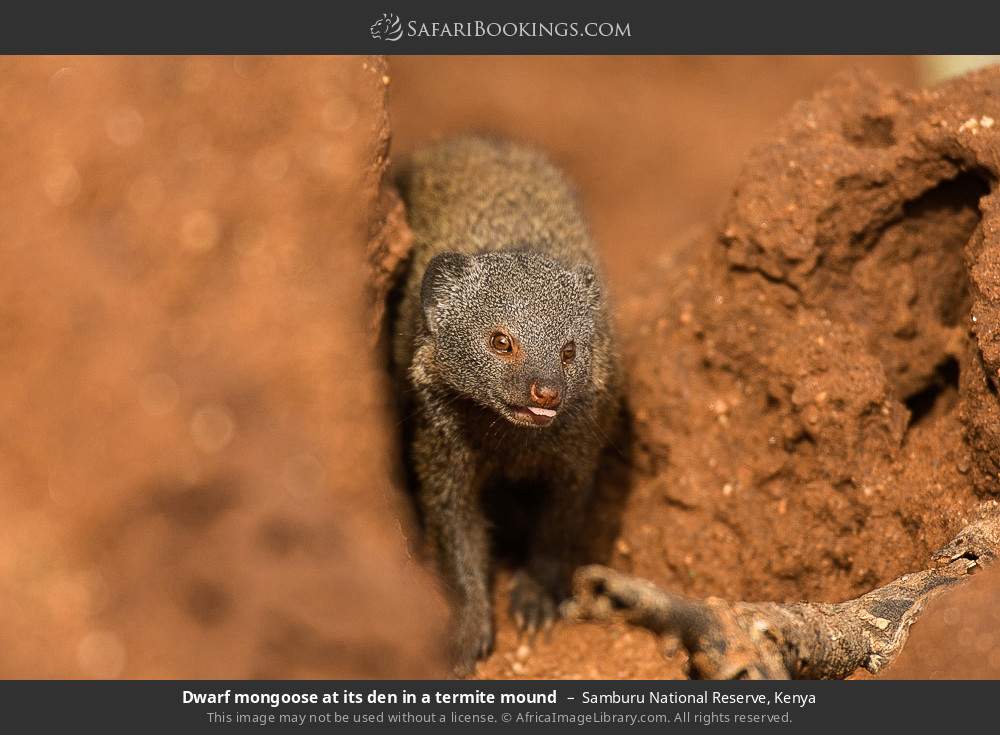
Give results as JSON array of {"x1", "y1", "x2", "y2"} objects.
[{"x1": 565, "y1": 501, "x2": 1000, "y2": 679}]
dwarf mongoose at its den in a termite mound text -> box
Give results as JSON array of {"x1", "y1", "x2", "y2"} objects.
[{"x1": 393, "y1": 136, "x2": 621, "y2": 675}]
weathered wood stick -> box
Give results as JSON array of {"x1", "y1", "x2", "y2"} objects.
[{"x1": 565, "y1": 500, "x2": 1000, "y2": 679}]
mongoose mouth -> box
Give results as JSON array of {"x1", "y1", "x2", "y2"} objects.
[{"x1": 506, "y1": 404, "x2": 558, "y2": 427}]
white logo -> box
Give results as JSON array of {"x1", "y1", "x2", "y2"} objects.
[{"x1": 370, "y1": 12, "x2": 403, "y2": 41}]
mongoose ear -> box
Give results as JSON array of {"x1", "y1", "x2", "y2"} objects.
[
  {"x1": 421, "y1": 252, "x2": 471, "y2": 332},
  {"x1": 575, "y1": 263, "x2": 602, "y2": 305}
]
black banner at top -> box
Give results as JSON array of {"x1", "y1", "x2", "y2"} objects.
[{"x1": 4, "y1": 0, "x2": 1000, "y2": 54}]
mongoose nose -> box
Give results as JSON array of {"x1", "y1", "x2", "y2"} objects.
[{"x1": 529, "y1": 383, "x2": 562, "y2": 409}]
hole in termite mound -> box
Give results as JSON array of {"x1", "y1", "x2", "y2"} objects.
[
  {"x1": 854, "y1": 169, "x2": 989, "y2": 407},
  {"x1": 904, "y1": 355, "x2": 960, "y2": 428},
  {"x1": 900, "y1": 170, "x2": 991, "y2": 329}
]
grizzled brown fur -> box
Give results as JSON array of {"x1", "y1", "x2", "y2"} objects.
[{"x1": 393, "y1": 137, "x2": 619, "y2": 675}]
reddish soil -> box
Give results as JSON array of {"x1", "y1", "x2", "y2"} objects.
[
  {"x1": 388, "y1": 57, "x2": 918, "y2": 289},
  {"x1": 0, "y1": 57, "x2": 446, "y2": 678},
  {"x1": 5, "y1": 56, "x2": 1000, "y2": 682},
  {"x1": 887, "y1": 566, "x2": 1000, "y2": 678},
  {"x1": 383, "y1": 59, "x2": 1000, "y2": 679}
]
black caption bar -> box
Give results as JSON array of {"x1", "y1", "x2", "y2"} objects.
[
  {"x1": 0, "y1": 680, "x2": 990, "y2": 733},
  {"x1": 4, "y1": 0, "x2": 1000, "y2": 53}
]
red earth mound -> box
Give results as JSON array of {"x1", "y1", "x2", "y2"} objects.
[
  {"x1": 6, "y1": 55, "x2": 1000, "y2": 682},
  {"x1": 380, "y1": 61, "x2": 1000, "y2": 679},
  {"x1": 0, "y1": 56, "x2": 446, "y2": 678}
]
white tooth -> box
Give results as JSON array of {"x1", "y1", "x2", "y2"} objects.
[{"x1": 527, "y1": 406, "x2": 557, "y2": 417}]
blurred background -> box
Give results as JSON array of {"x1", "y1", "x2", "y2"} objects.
[
  {"x1": 0, "y1": 55, "x2": 993, "y2": 678},
  {"x1": 0, "y1": 56, "x2": 447, "y2": 678},
  {"x1": 391, "y1": 57, "x2": 921, "y2": 287}
]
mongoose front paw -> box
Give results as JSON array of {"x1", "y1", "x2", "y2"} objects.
[
  {"x1": 450, "y1": 606, "x2": 495, "y2": 677},
  {"x1": 508, "y1": 570, "x2": 558, "y2": 636}
]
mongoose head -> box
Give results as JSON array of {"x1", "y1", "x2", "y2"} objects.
[{"x1": 420, "y1": 249, "x2": 602, "y2": 428}]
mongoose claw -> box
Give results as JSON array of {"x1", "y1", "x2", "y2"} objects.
[
  {"x1": 450, "y1": 606, "x2": 495, "y2": 677},
  {"x1": 509, "y1": 571, "x2": 559, "y2": 637}
]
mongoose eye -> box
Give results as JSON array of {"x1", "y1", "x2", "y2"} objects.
[
  {"x1": 490, "y1": 331, "x2": 513, "y2": 354},
  {"x1": 561, "y1": 341, "x2": 576, "y2": 364}
]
